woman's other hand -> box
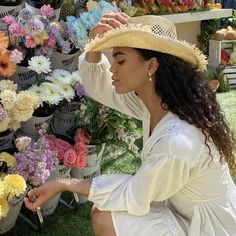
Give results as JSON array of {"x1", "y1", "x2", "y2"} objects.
[{"x1": 24, "y1": 180, "x2": 63, "y2": 212}]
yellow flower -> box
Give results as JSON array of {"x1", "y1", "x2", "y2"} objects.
[
  {"x1": 34, "y1": 31, "x2": 48, "y2": 45},
  {"x1": 0, "y1": 90, "x2": 16, "y2": 110},
  {"x1": 0, "y1": 197, "x2": 9, "y2": 219},
  {"x1": 0, "y1": 152, "x2": 16, "y2": 168},
  {"x1": 0, "y1": 80, "x2": 17, "y2": 92},
  {"x1": 0, "y1": 180, "x2": 5, "y2": 198},
  {"x1": 3, "y1": 175, "x2": 26, "y2": 200}
]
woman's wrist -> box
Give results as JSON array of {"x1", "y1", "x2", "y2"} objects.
[
  {"x1": 85, "y1": 52, "x2": 102, "y2": 63},
  {"x1": 57, "y1": 178, "x2": 92, "y2": 197}
]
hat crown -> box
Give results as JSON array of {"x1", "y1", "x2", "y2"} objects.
[{"x1": 128, "y1": 15, "x2": 177, "y2": 40}]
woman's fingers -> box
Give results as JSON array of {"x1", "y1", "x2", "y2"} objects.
[{"x1": 89, "y1": 12, "x2": 129, "y2": 39}]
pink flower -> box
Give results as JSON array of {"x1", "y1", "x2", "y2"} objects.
[
  {"x1": 55, "y1": 139, "x2": 72, "y2": 151},
  {"x1": 45, "y1": 36, "x2": 56, "y2": 48},
  {"x1": 44, "y1": 134, "x2": 56, "y2": 142},
  {"x1": 10, "y1": 49, "x2": 23, "y2": 63},
  {"x1": 75, "y1": 128, "x2": 90, "y2": 144},
  {"x1": 25, "y1": 36, "x2": 36, "y2": 48},
  {"x1": 56, "y1": 148, "x2": 65, "y2": 163},
  {"x1": 64, "y1": 149, "x2": 77, "y2": 167},
  {"x1": 9, "y1": 22, "x2": 22, "y2": 37},
  {"x1": 1, "y1": 15, "x2": 16, "y2": 25},
  {"x1": 75, "y1": 141, "x2": 88, "y2": 155},
  {"x1": 40, "y1": 5, "x2": 55, "y2": 18},
  {"x1": 76, "y1": 153, "x2": 87, "y2": 169}
]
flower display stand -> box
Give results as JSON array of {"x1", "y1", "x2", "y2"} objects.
[
  {"x1": 11, "y1": 65, "x2": 36, "y2": 91},
  {"x1": 71, "y1": 143, "x2": 105, "y2": 203}
]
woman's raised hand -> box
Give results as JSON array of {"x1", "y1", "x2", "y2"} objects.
[{"x1": 89, "y1": 12, "x2": 129, "y2": 39}]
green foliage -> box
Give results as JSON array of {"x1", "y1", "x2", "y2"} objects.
[
  {"x1": 198, "y1": 19, "x2": 221, "y2": 55},
  {"x1": 74, "y1": 97, "x2": 143, "y2": 156}
]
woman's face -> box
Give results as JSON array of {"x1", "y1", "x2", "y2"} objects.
[{"x1": 110, "y1": 47, "x2": 152, "y2": 94}]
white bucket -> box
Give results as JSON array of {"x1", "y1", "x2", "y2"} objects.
[
  {"x1": 52, "y1": 101, "x2": 80, "y2": 136},
  {"x1": 11, "y1": 66, "x2": 36, "y2": 86},
  {"x1": 0, "y1": 130, "x2": 14, "y2": 151},
  {"x1": 0, "y1": 190, "x2": 27, "y2": 234},
  {"x1": 50, "y1": 50, "x2": 81, "y2": 72},
  {"x1": 20, "y1": 113, "x2": 53, "y2": 137}
]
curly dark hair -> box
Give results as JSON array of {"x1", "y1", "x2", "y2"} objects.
[{"x1": 136, "y1": 48, "x2": 236, "y2": 175}]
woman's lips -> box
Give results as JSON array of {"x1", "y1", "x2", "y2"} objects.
[{"x1": 112, "y1": 80, "x2": 119, "y2": 86}]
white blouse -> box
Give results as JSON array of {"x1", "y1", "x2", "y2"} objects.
[{"x1": 79, "y1": 53, "x2": 236, "y2": 235}]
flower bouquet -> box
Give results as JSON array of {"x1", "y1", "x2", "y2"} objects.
[
  {"x1": 0, "y1": 79, "x2": 39, "y2": 150},
  {"x1": 0, "y1": 151, "x2": 27, "y2": 233}
]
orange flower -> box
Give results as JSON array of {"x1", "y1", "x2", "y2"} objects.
[
  {"x1": 0, "y1": 31, "x2": 9, "y2": 53},
  {"x1": 0, "y1": 51, "x2": 16, "y2": 78}
]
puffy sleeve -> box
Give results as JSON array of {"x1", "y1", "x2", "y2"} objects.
[
  {"x1": 88, "y1": 134, "x2": 204, "y2": 216},
  {"x1": 78, "y1": 52, "x2": 143, "y2": 120}
]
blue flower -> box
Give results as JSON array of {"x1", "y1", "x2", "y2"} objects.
[{"x1": 80, "y1": 11, "x2": 97, "y2": 30}]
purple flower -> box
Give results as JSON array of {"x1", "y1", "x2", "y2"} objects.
[
  {"x1": 75, "y1": 82, "x2": 86, "y2": 98},
  {"x1": 8, "y1": 135, "x2": 58, "y2": 186}
]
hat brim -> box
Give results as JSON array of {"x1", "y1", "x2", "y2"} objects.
[{"x1": 85, "y1": 25, "x2": 207, "y2": 72}]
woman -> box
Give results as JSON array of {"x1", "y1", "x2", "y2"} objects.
[{"x1": 25, "y1": 14, "x2": 236, "y2": 235}]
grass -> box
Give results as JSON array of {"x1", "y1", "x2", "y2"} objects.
[{"x1": 5, "y1": 90, "x2": 236, "y2": 236}]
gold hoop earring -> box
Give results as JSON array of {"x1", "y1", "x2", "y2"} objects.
[{"x1": 148, "y1": 73, "x2": 152, "y2": 82}]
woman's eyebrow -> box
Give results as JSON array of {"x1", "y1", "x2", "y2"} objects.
[{"x1": 112, "y1": 51, "x2": 126, "y2": 58}]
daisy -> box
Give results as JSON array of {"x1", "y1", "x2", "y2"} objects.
[
  {"x1": 0, "y1": 51, "x2": 16, "y2": 78},
  {"x1": 28, "y1": 55, "x2": 51, "y2": 74}
]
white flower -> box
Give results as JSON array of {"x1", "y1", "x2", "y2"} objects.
[
  {"x1": 71, "y1": 70, "x2": 81, "y2": 86},
  {"x1": 28, "y1": 56, "x2": 51, "y2": 74},
  {"x1": 41, "y1": 82, "x2": 62, "y2": 105},
  {"x1": 58, "y1": 84, "x2": 75, "y2": 101},
  {"x1": 28, "y1": 85, "x2": 44, "y2": 105},
  {"x1": 52, "y1": 69, "x2": 73, "y2": 85}
]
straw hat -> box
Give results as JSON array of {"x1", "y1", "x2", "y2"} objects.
[{"x1": 85, "y1": 15, "x2": 207, "y2": 72}]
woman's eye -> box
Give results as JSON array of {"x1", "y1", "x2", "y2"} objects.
[{"x1": 117, "y1": 60, "x2": 125, "y2": 65}]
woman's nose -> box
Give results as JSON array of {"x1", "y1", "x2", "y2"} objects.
[{"x1": 109, "y1": 65, "x2": 116, "y2": 73}]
